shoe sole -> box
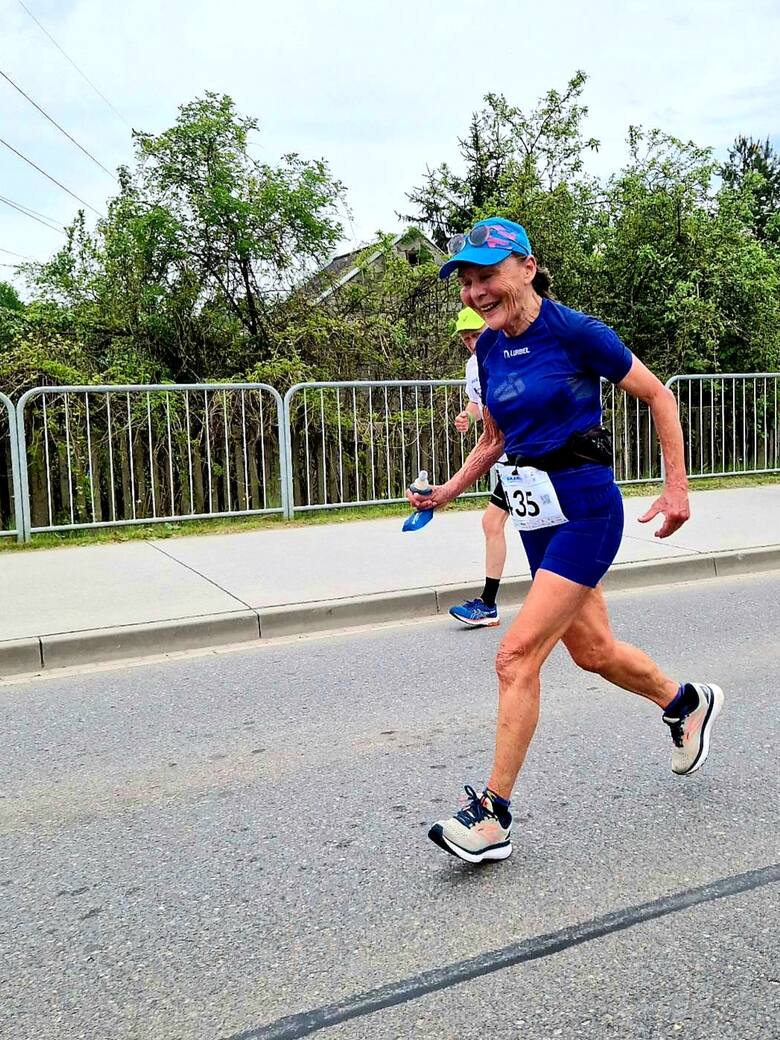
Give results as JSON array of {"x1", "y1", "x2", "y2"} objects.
[
  {"x1": 449, "y1": 613, "x2": 501, "y2": 628},
  {"x1": 428, "y1": 823, "x2": 512, "y2": 863},
  {"x1": 676, "y1": 683, "x2": 724, "y2": 775}
]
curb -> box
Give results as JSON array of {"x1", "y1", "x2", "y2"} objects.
[{"x1": 2, "y1": 547, "x2": 779, "y2": 677}]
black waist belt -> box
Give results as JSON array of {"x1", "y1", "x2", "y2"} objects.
[{"x1": 504, "y1": 426, "x2": 614, "y2": 472}]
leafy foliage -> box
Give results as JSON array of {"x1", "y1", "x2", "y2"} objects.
[{"x1": 1, "y1": 82, "x2": 778, "y2": 402}]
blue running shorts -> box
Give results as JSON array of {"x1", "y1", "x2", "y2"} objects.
[{"x1": 519, "y1": 479, "x2": 624, "y2": 588}]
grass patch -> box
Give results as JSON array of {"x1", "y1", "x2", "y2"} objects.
[{"x1": 2, "y1": 471, "x2": 778, "y2": 553}]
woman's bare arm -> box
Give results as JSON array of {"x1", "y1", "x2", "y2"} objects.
[{"x1": 408, "y1": 408, "x2": 505, "y2": 509}]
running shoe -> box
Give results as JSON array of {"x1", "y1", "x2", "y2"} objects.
[
  {"x1": 428, "y1": 786, "x2": 512, "y2": 863},
  {"x1": 448, "y1": 598, "x2": 500, "y2": 627},
  {"x1": 663, "y1": 682, "x2": 724, "y2": 775}
]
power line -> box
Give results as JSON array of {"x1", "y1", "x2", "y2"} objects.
[
  {"x1": 0, "y1": 194, "x2": 65, "y2": 232},
  {"x1": 16, "y1": 0, "x2": 130, "y2": 129},
  {"x1": 0, "y1": 246, "x2": 35, "y2": 260},
  {"x1": 0, "y1": 68, "x2": 116, "y2": 180},
  {"x1": 0, "y1": 135, "x2": 104, "y2": 217}
]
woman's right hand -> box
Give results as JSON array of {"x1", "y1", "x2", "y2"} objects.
[
  {"x1": 454, "y1": 410, "x2": 471, "y2": 434},
  {"x1": 406, "y1": 480, "x2": 458, "y2": 511}
]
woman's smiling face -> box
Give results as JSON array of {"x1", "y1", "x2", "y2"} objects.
[{"x1": 457, "y1": 254, "x2": 536, "y2": 334}]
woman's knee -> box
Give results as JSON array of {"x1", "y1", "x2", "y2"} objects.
[
  {"x1": 482, "y1": 507, "x2": 507, "y2": 539},
  {"x1": 495, "y1": 637, "x2": 539, "y2": 685},
  {"x1": 567, "y1": 636, "x2": 615, "y2": 674}
]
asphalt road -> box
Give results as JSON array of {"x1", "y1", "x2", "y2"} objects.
[{"x1": 1, "y1": 571, "x2": 779, "y2": 1040}]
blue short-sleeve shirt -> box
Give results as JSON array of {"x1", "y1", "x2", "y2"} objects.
[{"x1": 476, "y1": 299, "x2": 633, "y2": 464}]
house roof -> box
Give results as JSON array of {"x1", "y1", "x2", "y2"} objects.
[{"x1": 313, "y1": 228, "x2": 445, "y2": 303}]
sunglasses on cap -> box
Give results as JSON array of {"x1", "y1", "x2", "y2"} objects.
[{"x1": 446, "y1": 223, "x2": 530, "y2": 257}]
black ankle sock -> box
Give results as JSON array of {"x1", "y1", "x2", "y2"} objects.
[
  {"x1": 481, "y1": 577, "x2": 501, "y2": 608},
  {"x1": 485, "y1": 788, "x2": 512, "y2": 827},
  {"x1": 664, "y1": 683, "x2": 699, "y2": 716}
]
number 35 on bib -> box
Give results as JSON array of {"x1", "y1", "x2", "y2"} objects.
[{"x1": 496, "y1": 463, "x2": 569, "y2": 532}]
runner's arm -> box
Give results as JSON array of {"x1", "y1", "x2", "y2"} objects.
[
  {"x1": 409, "y1": 407, "x2": 504, "y2": 509},
  {"x1": 618, "y1": 357, "x2": 690, "y2": 537}
]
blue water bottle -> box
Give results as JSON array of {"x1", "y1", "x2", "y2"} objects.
[{"x1": 402, "y1": 470, "x2": 434, "y2": 532}]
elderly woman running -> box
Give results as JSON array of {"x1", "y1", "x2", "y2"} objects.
[{"x1": 409, "y1": 217, "x2": 723, "y2": 865}]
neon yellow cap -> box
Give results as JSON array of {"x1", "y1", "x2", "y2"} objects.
[{"x1": 454, "y1": 306, "x2": 485, "y2": 333}]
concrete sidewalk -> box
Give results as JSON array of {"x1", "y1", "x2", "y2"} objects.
[{"x1": 1, "y1": 484, "x2": 779, "y2": 675}]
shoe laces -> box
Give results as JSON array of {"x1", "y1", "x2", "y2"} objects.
[
  {"x1": 454, "y1": 785, "x2": 496, "y2": 828},
  {"x1": 663, "y1": 715, "x2": 685, "y2": 748},
  {"x1": 463, "y1": 599, "x2": 482, "y2": 610}
]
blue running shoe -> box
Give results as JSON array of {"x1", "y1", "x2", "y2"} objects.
[{"x1": 448, "y1": 598, "x2": 500, "y2": 628}]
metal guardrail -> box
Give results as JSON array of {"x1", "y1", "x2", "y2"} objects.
[
  {"x1": 281, "y1": 380, "x2": 493, "y2": 516},
  {"x1": 15, "y1": 384, "x2": 287, "y2": 540},
  {"x1": 0, "y1": 391, "x2": 22, "y2": 539},
  {"x1": 2, "y1": 373, "x2": 778, "y2": 540},
  {"x1": 667, "y1": 373, "x2": 779, "y2": 479},
  {"x1": 601, "y1": 381, "x2": 660, "y2": 484}
]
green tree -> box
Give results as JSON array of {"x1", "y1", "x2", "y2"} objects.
[
  {"x1": 23, "y1": 93, "x2": 347, "y2": 384},
  {"x1": 585, "y1": 129, "x2": 780, "y2": 376},
  {"x1": 0, "y1": 281, "x2": 23, "y2": 312},
  {"x1": 721, "y1": 135, "x2": 780, "y2": 245},
  {"x1": 403, "y1": 71, "x2": 599, "y2": 248}
]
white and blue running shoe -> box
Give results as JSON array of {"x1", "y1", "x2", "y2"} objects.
[{"x1": 448, "y1": 598, "x2": 500, "y2": 628}]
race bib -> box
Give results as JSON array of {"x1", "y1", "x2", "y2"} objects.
[{"x1": 496, "y1": 463, "x2": 569, "y2": 532}]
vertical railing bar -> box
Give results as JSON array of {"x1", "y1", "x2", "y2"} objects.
[
  {"x1": 85, "y1": 392, "x2": 96, "y2": 523},
  {"x1": 42, "y1": 394, "x2": 53, "y2": 526},
  {"x1": 414, "y1": 385, "x2": 421, "y2": 476},
  {"x1": 383, "y1": 386, "x2": 391, "y2": 499},
  {"x1": 185, "y1": 393, "x2": 194, "y2": 515},
  {"x1": 204, "y1": 390, "x2": 213, "y2": 514},
  {"x1": 368, "y1": 386, "x2": 376, "y2": 500},
  {"x1": 127, "y1": 392, "x2": 136, "y2": 520},
  {"x1": 687, "y1": 380, "x2": 692, "y2": 472},
  {"x1": 223, "y1": 389, "x2": 232, "y2": 513},
  {"x1": 147, "y1": 392, "x2": 157, "y2": 518},
  {"x1": 399, "y1": 387, "x2": 406, "y2": 491},
  {"x1": 444, "y1": 385, "x2": 452, "y2": 481},
  {"x1": 429, "y1": 385, "x2": 437, "y2": 485},
  {"x1": 742, "y1": 380, "x2": 746, "y2": 473},
  {"x1": 753, "y1": 377, "x2": 758, "y2": 470},
  {"x1": 106, "y1": 394, "x2": 116, "y2": 522},
  {"x1": 64, "y1": 393, "x2": 74, "y2": 525},
  {"x1": 303, "y1": 391, "x2": 311, "y2": 507},
  {"x1": 259, "y1": 391, "x2": 268, "y2": 511},
  {"x1": 337, "y1": 389, "x2": 345, "y2": 503},
  {"x1": 709, "y1": 379, "x2": 714, "y2": 475},
  {"x1": 352, "y1": 386, "x2": 360, "y2": 502},
  {"x1": 732, "y1": 382, "x2": 740, "y2": 472},
  {"x1": 703, "y1": 378, "x2": 707, "y2": 476},
  {"x1": 241, "y1": 390, "x2": 249, "y2": 512},
  {"x1": 459, "y1": 385, "x2": 466, "y2": 468},
  {"x1": 634, "y1": 394, "x2": 640, "y2": 481},
  {"x1": 763, "y1": 376, "x2": 768, "y2": 469},
  {"x1": 320, "y1": 388, "x2": 328, "y2": 506},
  {"x1": 723, "y1": 378, "x2": 732, "y2": 472},
  {"x1": 166, "y1": 394, "x2": 175, "y2": 517}
]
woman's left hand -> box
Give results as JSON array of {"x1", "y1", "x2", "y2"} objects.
[{"x1": 637, "y1": 485, "x2": 690, "y2": 538}]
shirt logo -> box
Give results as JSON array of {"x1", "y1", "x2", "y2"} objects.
[{"x1": 503, "y1": 347, "x2": 530, "y2": 359}]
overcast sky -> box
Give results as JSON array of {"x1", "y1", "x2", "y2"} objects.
[{"x1": 2, "y1": 0, "x2": 779, "y2": 286}]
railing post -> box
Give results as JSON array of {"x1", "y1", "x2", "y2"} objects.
[
  {"x1": 12, "y1": 393, "x2": 32, "y2": 542},
  {"x1": 0, "y1": 393, "x2": 25, "y2": 542},
  {"x1": 281, "y1": 386, "x2": 299, "y2": 519}
]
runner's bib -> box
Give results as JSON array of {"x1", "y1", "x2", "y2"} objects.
[{"x1": 496, "y1": 463, "x2": 569, "y2": 532}]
